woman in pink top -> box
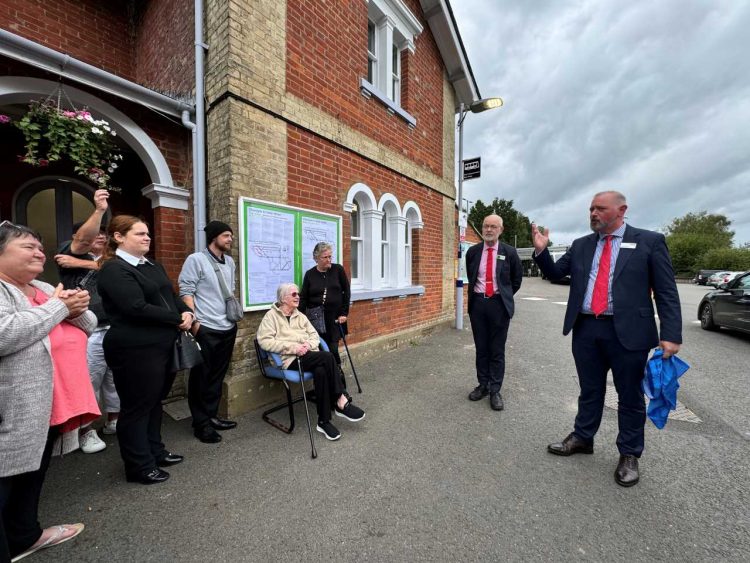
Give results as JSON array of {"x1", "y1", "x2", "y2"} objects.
[{"x1": 0, "y1": 221, "x2": 99, "y2": 562}]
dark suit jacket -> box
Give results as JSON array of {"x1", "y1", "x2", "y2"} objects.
[
  {"x1": 534, "y1": 225, "x2": 682, "y2": 350},
  {"x1": 466, "y1": 241, "x2": 523, "y2": 317}
]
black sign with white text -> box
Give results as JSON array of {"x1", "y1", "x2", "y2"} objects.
[{"x1": 463, "y1": 157, "x2": 481, "y2": 180}]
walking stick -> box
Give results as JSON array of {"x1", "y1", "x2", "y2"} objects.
[
  {"x1": 297, "y1": 356, "x2": 317, "y2": 459},
  {"x1": 338, "y1": 322, "x2": 362, "y2": 393}
]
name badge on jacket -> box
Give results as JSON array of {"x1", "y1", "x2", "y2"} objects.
[
  {"x1": 621, "y1": 242, "x2": 637, "y2": 249},
  {"x1": 497, "y1": 255, "x2": 506, "y2": 260}
]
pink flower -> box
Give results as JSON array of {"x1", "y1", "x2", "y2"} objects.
[
  {"x1": 38, "y1": 159, "x2": 49, "y2": 167},
  {"x1": 0, "y1": 114, "x2": 10, "y2": 124},
  {"x1": 62, "y1": 111, "x2": 76, "y2": 118}
]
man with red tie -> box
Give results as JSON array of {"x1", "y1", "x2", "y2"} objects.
[
  {"x1": 465, "y1": 214, "x2": 523, "y2": 411},
  {"x1": 532, "y1": 191, "x2": 682, "y2": 487}
]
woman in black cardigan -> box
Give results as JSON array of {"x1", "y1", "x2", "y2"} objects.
[
  {"x1": 97, "y1": 215, "x2": 193, "y2": 485},
  {"x1": 299, "y1": 242, "x2": 351, "y2": 369}
]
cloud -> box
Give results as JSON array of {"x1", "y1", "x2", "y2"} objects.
[{"x1": 452, "y1": 0, "x2": 750, "y2": 245}]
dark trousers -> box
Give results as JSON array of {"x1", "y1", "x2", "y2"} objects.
[
  {"x1": 0, "y1": 427, "x2": 59, "y2": 561},
  {"x1": 571, "y1": 316, "x2": 649, "y2": 456},
  {"x1": 189, "y1": 324, "x2": 237, "y2": 429},
  {"x1": 320, "y1": 330, "x2": 342, "y2": 367},
  {"x1": 468, "y1": 296, "x2": 511, "y2": 394},
  {"x1": 104, "y1": 340, "x2": 175, "y2": 476},
  {"x1": 289, "y1": 351, "x2": 343, "y2": 424}
]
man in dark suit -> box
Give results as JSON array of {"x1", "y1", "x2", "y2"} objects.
[
  {"x1": 532, "y1": 190, "x2": 682, "y2": 487},
  {"x1": 465, "y1": 214, "x2": 523, "y2": 411}
]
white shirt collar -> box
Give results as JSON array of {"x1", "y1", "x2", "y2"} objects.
[{"x1": 116, "y1": 248, "x2": 151, "y2": 266}]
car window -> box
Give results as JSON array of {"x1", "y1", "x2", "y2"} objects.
[{"x1": 737, "y1": 274, "x2": 750, "y2": 290}]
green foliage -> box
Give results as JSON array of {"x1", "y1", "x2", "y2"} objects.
[
  {"x1": 468, "y1": 198, "x2": 533, "y2": 247},
  {"x1": 664, "y1": 211, "x2": 737, "y2": 274},
  {"x1": 699, "y1": 247, "x2": 750, "y2": 271},
  {"x1": 14, "y1": 100, "x2": 122, "y2": 191},
  {"x1": 664, "y1": 211, "x2": 734, "y2": 246}
]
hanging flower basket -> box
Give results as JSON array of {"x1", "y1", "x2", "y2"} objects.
[{"x1": 3, "y1": 100, "x2": 123, "y2": 191}]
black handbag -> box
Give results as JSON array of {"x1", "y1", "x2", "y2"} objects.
[
  {"x1": 170, "y1": 331, "x2": 204, "y2": 372},
  {"x1": 306, "y1": 305, "x2": 326, "y2": 334}
]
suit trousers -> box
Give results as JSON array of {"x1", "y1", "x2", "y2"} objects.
[
  {"x1": 104, "y1": 340, "x2": 176, "y2": 476},
  {"x1": 571, "y1": 316, "x2": 649, "y2": 456},
  {"x1": 0, "y1": 426, "x2": 58, "y2": 561},
  {"x1": 189, "y1": 324, "x2": 238, "y2": 429},
  {"x1": 289, "y1": 351, "x2": 343, "y2": 424},
  {"x1": 468, "y1": 296, "x2": 511, "y2": 394}
]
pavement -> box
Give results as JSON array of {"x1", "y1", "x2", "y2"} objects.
[{"x1": 34, "y1": 278, "x2": 750, "y2": 562}]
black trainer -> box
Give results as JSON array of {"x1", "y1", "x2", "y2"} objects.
[
  {"x1": 335, "y1": 400, "x2": 365, "y2": 422},
  {"x1": 316, "y1": 421, "x2": 341, "y2": 441}
]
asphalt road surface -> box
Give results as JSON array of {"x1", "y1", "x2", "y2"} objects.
[{"x1": 34, "y1": 278, "x2": 749, "y2": 562}]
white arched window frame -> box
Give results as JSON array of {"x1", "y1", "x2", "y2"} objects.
[
  {"x1": 403, "y1": 201, "x2": 424, "y2": 286},
  {"x1": 344, "y1": 183, "x2": 377, "y2": 291},
  {"x1": 344, "y1": 186, "x2": 425, "y2": 300}
]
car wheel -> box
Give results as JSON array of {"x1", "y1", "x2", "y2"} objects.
[{"x1": 700, "y1": 303, "x2": 717, "y2": 331}]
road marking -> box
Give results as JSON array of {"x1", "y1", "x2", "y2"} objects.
[
  {"x1": 691, "y1": 320, "x2": 701, "y2": 324},
  {"x1": 552, "y1": 301, "x2": 568, "y2": 305},
  {"x1": 521, "y1": 297, "x2": 548, "y2": 301}
]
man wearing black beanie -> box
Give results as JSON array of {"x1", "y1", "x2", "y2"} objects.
[{"x1": 178, "y1": 221, "x2": 240, "y2": 443}]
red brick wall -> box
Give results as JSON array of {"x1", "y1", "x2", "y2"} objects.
[
  {"x1": 0, "y1": 0, "x2": 194, "y2": 97},
  {"x1": 134, "y1": 0, "x2": 194, "y2": 97},
  {"x1": 153, "y1": 206, "x2": 190, "y2": 280},
  {"x1": 0, "y1": 0, "x2": 136, "y2": 81},
  {"x1": 288, "y1": 125, "x2": 447, "y2": 344},
  {"x1": 286, "y1": 0, "x2": 445, "y2": 177}
]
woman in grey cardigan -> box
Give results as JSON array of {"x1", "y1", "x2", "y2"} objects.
[{"x1": 0, "y1": 221, "x2": 98, "y2": 562}]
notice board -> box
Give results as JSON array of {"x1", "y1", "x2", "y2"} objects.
[{"x1": 238, "y1": 198, "x2": 342, "y2": 311}]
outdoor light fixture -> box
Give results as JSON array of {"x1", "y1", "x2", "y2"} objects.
[
  {"x1": 455, "y1": 97, "x2": 504, "y2": 331},
  {"x1": 470, "y1": 97, "x2": 504, "y2": 113}
]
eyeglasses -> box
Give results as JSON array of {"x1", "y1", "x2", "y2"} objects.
[{"x1": 289, "y1": 292, "x2": 299, "y2": 297}]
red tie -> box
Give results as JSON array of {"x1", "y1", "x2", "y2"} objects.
[
  {"x1": 591, "y1": 235, "x2": 612, "y2": 316},
  {"x1": 485, "y1": 247, "x2": 495, "y2": 297}
]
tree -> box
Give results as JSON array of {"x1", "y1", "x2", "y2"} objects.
[
  {"x1": 664, "y1": 211, "x2": 734, "y2": 274},
  {"x1": 468, "y1": 198, "x2": 533, "y2": 248},
  {"x1": 699, "y1": 248, "x2": 750, "y2": 271}
]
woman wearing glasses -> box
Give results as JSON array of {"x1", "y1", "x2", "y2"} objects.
[
  {"x1": 0, "y1": 221, "x2": 99, "y2": 561},
  {"x1": 299, "y1": 242, "x2": 351, "y2": 370},
  {"x1": 257, "y1": 282, "x2": 364, "y2": 441}
]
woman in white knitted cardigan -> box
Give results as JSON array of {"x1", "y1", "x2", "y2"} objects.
[{"x1": 0, "y1": 221, "x2": 98, "y2": 562}]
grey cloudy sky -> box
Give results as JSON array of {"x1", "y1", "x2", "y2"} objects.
[{"x1": 451, "y1": 0, "x2": 750, "y2": 246}]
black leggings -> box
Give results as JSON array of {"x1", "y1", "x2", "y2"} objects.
[
  {"x1": 288, "y1": 351, "x2": 343, "y2": 424},
  {"x1": 0, "y1": 426, "x2": 59, "y2": 561}
]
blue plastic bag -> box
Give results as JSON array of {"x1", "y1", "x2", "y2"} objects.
[{"x1": 642, "y1": 348, "x2": 690, "y2": 429}]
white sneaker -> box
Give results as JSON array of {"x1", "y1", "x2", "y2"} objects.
[
  {"x1": 80, "y1": 429, "x2": 106, "y2": 454},
  {"x1": 102, "y1": 419, "x2": 118, "y2": 435}
]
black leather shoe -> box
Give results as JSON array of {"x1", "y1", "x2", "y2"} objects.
[
  {"x1": 614, "y1": 454, "x2": 640, "y2": 487},
  {"x1": 126, "y1": 468, "x2": 170, "y2": 485},
  {"x1": 209, "y1": 417, "x2": 237, "y2": 430},
  {"x1": 468, "y1": 385, "x2": 489, "y2": 401},
  {"x1": 547, "y1": 433, "x2": 594, "y2": 456},
  {"x1": 157, "y1": 452, "x2": 184, "y2": 467},
  {"x1": 195, "y1": 426, "x2": 222, "y2": 443},
  {"x1": 490, "y1": 392, "x2": 504, "y2": 411}
]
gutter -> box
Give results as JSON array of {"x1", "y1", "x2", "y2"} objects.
[
  {"x1": 0, "y1": 28, "x2": 193, "y2": 117},
  {"x1": 0, "y1": 26, "x2": 208, "y2": 253}
]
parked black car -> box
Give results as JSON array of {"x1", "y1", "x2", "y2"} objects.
[
  {"x1": 698, "y1": 271, "x2": 750, "y2": 333},
  {"x1": 694, "y1": 269, "x2": 722, "y2": 285}
]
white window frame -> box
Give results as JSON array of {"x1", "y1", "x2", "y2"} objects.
[
  {"x1": 391, "y1": 42, "x2": 401, "y2": 104},
  {"x1": 350, "y1": 202, "x2": 364, "y2": 284},
  {"x1": 361, "y1": 0, "x2": 421, "y2": 126},
  {"x1": 344, "y1": 185, "x2": 425, "y2": 299},
  {"x1": 367, "y1": 20, "x2": 378, "y2": 85}
]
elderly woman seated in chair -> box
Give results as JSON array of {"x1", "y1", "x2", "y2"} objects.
[{"x1": 257, "y1": 282, "x2": 364, "y2": 441}]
